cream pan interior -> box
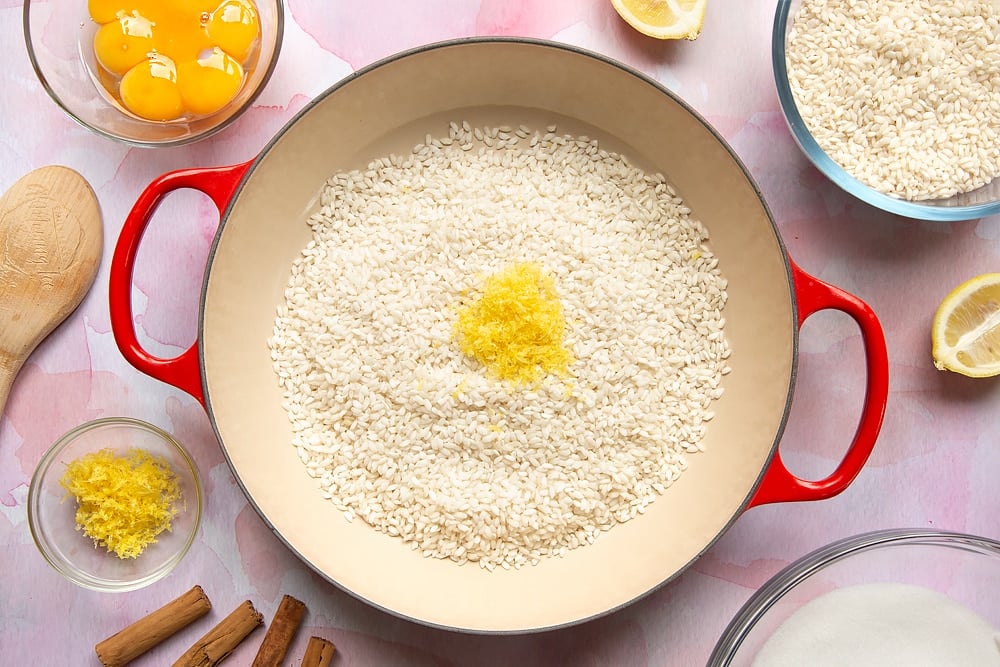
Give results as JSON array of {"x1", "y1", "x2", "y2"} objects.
[{"x1": 199, "y1": 39, "x2": 795, "y2": 632}]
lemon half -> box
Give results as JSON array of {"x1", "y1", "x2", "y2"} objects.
[
  {"x1": 611, "y1": 0, "x2": 707, "y2": 40},
  {"x1": 931, "y1": 273, "x2": 1000, "y2": 377}
]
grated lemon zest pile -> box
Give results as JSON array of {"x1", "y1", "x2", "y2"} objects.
[
  {"x1": 59, "y1": 448, "x2": 181, "y2": 560},
  {"x1": 454, "y1": 262, "x2": 573, "y2": 385}
]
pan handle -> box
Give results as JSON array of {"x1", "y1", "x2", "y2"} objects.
[
  {"x1": 747, "y1": 260, "x2": 889, "y2": 508},
  {"x1": 108, "y1": 160, "x2": 254, "y2": 407}
]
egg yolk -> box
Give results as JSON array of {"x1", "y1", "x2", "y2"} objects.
[
  {"x1": 119, "y1": 53, "x2": 184, "y2": 121},
  {"x1": 177, "y1": 48, "x2": 243, "y2": 116},
  {"x1": 206, "y1": 0, "x2": 259, "y2": 62},
  {"x1": 88, "y1": 0, "x2": 157, "y2": 26},
  {"x1": 93, "y1": 13, "x2": 154, "y2": 75},
  {"x1": 88, "y1": 0, "x2": 261, "y2": 122},
  {"x1": 149, "y1": 14, "x2": 211, "y2": 64}
]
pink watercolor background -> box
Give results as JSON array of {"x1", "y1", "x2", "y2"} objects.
[{"x1": 2, "y1": 0, "x2": 999, "y2": 664}]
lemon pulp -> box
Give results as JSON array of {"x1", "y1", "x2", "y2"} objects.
[
  {"x1": 610, "y1": 0, "x2": 707, "y2": 40},
  {"x1": 931, "y1": 273, "x2": 1000, "y2": 377}
]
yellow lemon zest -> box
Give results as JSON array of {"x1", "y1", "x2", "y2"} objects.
[
  {"x1": 59, "y1": 448, "x2": 181, "y2": 559},
  {"x1": 454, "y1": 262, "x2": 573, "y2": 385}
]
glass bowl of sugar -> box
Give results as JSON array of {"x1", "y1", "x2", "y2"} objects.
[{"x1": 708, "y1": 529, "x2": 1000, "y2": 666}]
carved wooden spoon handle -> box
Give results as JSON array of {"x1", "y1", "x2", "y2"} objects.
[
  {"x1": 0, "y1": 356, "x2": 18, "y2": 418},
  {"x1": 0, "y1": 165, "x2": 102, "y2": 425}
]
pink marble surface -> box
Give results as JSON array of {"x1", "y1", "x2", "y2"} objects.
[{"x1": 2, "y1": 0, "x2": 999, "y2": 664}]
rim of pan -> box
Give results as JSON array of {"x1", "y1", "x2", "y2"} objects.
[{"x1": 196, "y1": 35, "x2": 799, "y2": 634}]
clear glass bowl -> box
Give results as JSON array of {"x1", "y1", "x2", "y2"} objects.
[
  {"x1": 23, "y1": 0, "x2": 283, "y2": 147},
  {"x1": 27, "y1": 417, "x2": 203, "y2": 592},
  {"x1": 708, "y1": 529, "x2": 1000, "y2": 665},
  {"x1": 773, "y1": 0, "x2": 1000, "y2": 221}
]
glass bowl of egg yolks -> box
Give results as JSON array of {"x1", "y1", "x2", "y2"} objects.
[{"x1": 23, "y1": 0, "x2": 282, "y2": 146}]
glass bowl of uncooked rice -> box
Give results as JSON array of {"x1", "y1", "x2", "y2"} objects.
[
  {"x1": 774, "y1": 0, "x2": 1000, "y2": 221},
  {"x1": 708, "y1": 529, "x2": 1000, "y2": 666}
]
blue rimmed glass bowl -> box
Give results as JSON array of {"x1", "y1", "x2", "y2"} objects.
[{"x1": 774, "y1": 0, "x2": 1000, "y2": 221}]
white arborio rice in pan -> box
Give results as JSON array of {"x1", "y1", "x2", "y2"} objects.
[
  {"x1": 269, "y1": 121, "x2": 731, "y2": 571},
  {"x1": 786, "y1": 0, "x2": 1000, "y2": 200}
]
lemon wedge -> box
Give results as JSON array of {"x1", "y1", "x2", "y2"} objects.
[
  {"x1": 611, "y1": 0, "x2": 707, "y2": 40},
  {"x1": 931, "y1": 273, "x2": 1000, "y2": 377}
]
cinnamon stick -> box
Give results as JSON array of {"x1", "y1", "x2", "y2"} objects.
[
  {"x1": 95, "y1": 585, "x2": 212, "y2": 667},
  {"x1": 251, "y1": 594, "x2": 307, "y2": 667},
  {"x1": 301, "y1": 637, "x2": 336, "y2": 667},
  {"x1": 171, "y1": 600, "x2": 264, "y2": 667}
]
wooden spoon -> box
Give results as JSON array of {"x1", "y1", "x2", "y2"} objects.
[{"x1": 0, "y1": 166, "x2": 102, "y2": 418}]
